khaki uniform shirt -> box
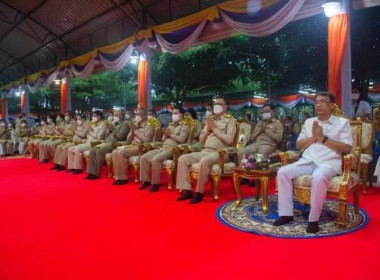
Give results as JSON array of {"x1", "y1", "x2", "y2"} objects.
[
  {"x1": 0, "y1": 127, "x2": 10, "y2": 140},
  {"x1": 87, "y1": 121, "x2": 106, "y2": 142},
  {"x1": 252, "y1": 118, "x2": 283, "y2": 148},
  {"x1": 60, "y1": 120, "x2": 77, "y2": 137},
  {"x1": 105, "y1": 120, "x2": 130, "y2": 143},
  {"x1": 162, "y1": 121, "x2": 190, "y2": 148},
  {"x1": 46, "y1": 123, "x2": 56, "y2": 135},
  {"x1": 127, "y1": 120, "x2": 154, "y2": 144},
  {"x1": 200, "y1": 114, "x2": 237, "y2": 149},
  {"x1": 15, "y1": 126, "x2": 30, "y2": 138},
  {"x1": 73, "y1": 123, "x2": 89, "y2": 142}
]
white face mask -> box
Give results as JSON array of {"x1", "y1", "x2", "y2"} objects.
[
  {"x1": 41, "y1": 121, "x2": 46, "y2": 126},
  {"x1": 352, "y1": 93, "x2": 360, "y2": 100},
  {"x1": 135, "y1": 116, "x2": 142, "y2": 123},
  {"x1": 21, "y1": 123, "x2": 27, "y2": 127},
  {"x1": 0, "y1": 123, "x2": 6, "y2": 127},
  {"x1": 47, "y1": 119, "x2": 52, "y2": 124},
  {"x1": 147, "y1": 115, "x2": 153, "y2": 120},
  {"x1": 92, "y1": 116, "x2": 98, "y2": 123},
  {"x1": 125, "y1": 114, "x2": 131, "y2": 120},
  {"x1": 64, "y1": 116, "x2": 70, "y2": 122},
  {"x1": 113, "y1": 116, "x2": 120, "y2": 123},
  {"x1": 205, "y1": 111, "x2": 212, "y2": 118},
  {"x1": 213, "y1": 105, "x2": 224, "y2": 115},
  {"x1": 172, "y1": 114, "x2": 182, "y2": 122},
  {"x1": 77, "y1": 120, "x2": 83, "y2": 126},
  {"x1": 56, "y1": 117, "x2": 62, "y2": 122},
  {"x1": 262, "y1": 112, "x2": 272, "y2": 120}
]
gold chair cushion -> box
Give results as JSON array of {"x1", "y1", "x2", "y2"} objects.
[
  {"x1": 163, "y1": 159, "x2": 175, "y2": 169},
  {"x1": 129, "y1": 155, "x2": 140, "y2": 165},
  {"x1": 293, "y1": 171, "x2": 359, "y2": 192},
  {"x1": 190, "y1": 162, "x2": 236, "y2": 176},
  {"x1": 360, "y1": 153, "x2": 373, "y2": 164},
  {"x1": 361, "y1": 122, "x2": 372, "y2": 149}
]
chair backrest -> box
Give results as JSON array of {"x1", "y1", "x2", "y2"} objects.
[
  {"x1": 235, "y1": 122, "x2": 252, "y2": 149},
  {"x1": 350, "y1": 118, "x2": 363, "y2": 173},
  {"x1": 182, "y1": 115, "x2": 196, "y2": 145},
  {"x1": 361, "y1": 120, "x2": 374, "y2": 155},
  {"x1": 147, "y1": 117, "x2": 161, "y2": 142}
]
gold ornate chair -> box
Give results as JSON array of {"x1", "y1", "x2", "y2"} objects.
[
  {"x1": 278, "y1": 118, "x2": 362, "y2": 228},
  {"x1": 359, "y1": 120, "x2": 374, "y2": 194},
  {"x1": 189, "y1": 121, "x2": 251, "y2": 201}
]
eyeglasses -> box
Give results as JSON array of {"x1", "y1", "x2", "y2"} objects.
[
  {"x1": 213, "y1": 103, "x2": 226, "y2": 106},
  {"x1": 314, "y1": 100, "x2": 331, "y2": 105}
]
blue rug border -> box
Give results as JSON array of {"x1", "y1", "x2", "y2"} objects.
[{"x1": 216, "y1": 195, "x2": 370, "y2": 239}]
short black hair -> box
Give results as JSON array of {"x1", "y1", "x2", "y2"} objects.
[
  {"x1": 214, "y1": 95, "x2": 228, "y2": 106},
  {"x1": 21, "y1": 119, "x2": 27, "y2": 123},
  {"x1": 79, "y1": 114, "x2": 87, "y2": 120},
  {"x1": 262, "y1": 104, "x2": 275, "y2": 110},
  {"x1": 173, "y1": 106, "x2": 185, "y2": 115},
  {"x1": 314, "y1": 92, "x2": 335, "y2": 103},
  {"x1": 93, "y1": 110, "x2": 103, "y2": 118},
  {"x1": 187, "y1": 108, "x2": 197, "y2": 120}
]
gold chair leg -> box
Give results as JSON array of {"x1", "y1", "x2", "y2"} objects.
[
  {"x1": 211, "y1": 175, "x2": 220, "y2": 201},
  {"x1": 337, "y1": 199, "x2": 347, "y2": 228},
  {"x1": 362, "y1": 163, "x2": 368, "y2": 194},
  {"x1": 133, "y1": 163, "x2": 139, "y2": 183},
  {"x1": 106, "y1": 160, "x2": 113, "y2": 178},
  {"x1": 167, "y1": 167, "x2": 174, "y2": 190}
]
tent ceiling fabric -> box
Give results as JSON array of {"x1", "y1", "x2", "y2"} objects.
[
  {"x1": 0, "y1": 0, "x2": 378, "y2": 86},
  {"x1": 0, "y1": 0, "x2": 224, "y2": 84}
]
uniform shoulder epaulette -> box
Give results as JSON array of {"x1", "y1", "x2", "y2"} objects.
[
  {"x1": 210, "y1": 115, "x2": 217, "y2": 120},
  {"x1": 224, "y1": 114, "x2": 236, "y2": 120}
]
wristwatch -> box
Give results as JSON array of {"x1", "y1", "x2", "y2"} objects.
[{"x1": 322, "y1": 136, "x2": 328, "y2": 144}]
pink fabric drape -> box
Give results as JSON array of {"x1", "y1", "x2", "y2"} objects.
[{"x1": 328, "y1": 14, "x2": 349, "y2": 107}]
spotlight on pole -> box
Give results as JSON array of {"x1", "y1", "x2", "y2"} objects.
[
  {"x1": 129, "y1": 49, "x2": 140, "y2": 64},
  {"x1": 322, "y1": 1, "x2": 341, "y2": 17}
]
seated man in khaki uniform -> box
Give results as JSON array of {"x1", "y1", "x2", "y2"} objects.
[
  {"x1": 0, "y1": 119, "x2": 11, "y2": 156},
  {"x1": 139, "y1": 107, "x2": 190, "y2": 191},
  {"x1": 112, "y1": 109, "x2": 154, "y2": 184},
  {"x1": 86, "y1": 109, "x2": 129, "y2": 180},
  {"x1": 52, "y1": 114, "x2": 88, "y2": 171},
  {"x1": 176, "y1": 96, "x2": 237, "y2": 204},
  {"x1": 15, "y1": 119, "x2": 31, "y2": 154},
  {"x1": 68, "y1": 110, "x2": 106, "y2": 174},
  {"x1": 39, "y1": 115, "x2": 58, "y2": 163},
  {"x1": 238, "y1": 104, "x2": 283, "y2": 162}
]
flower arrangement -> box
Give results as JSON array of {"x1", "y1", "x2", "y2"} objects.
[{"x1": 241, "y1": 153, "x2": 271, "y2": 169}]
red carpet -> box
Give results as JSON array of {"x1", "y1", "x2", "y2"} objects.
[{"x1": 0, "y1": 158, "x2": 379, "y2": 280}]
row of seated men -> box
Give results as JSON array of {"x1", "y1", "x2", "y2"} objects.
[
  {"x1": 24, "y1": 97, "x2": 283, "y2": 205},
  {"x1": 6, "y1": 94, "x2": 351, "y2": 234}
]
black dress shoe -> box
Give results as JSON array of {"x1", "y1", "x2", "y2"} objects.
[
  {"x1": 113, "y1": 180, "x2": 129, "y2": 186},
  {"x1": 139, "y1": 181, "x2": 151, "y2": 190},
  {"x1": 273, "y1": 216, "x2": 294, "y2": 226},
  {"x1": 306, "y1": 222, "x2": 319, "y2": 233},
  {"x1": 189, "y1": 192, "x2": 203, "y2": 204},
  {"x1": 51, "y1": 164, "x2": 59, "y2": 170},
  {"x1": 40, "y1": 159, "x2": 48, "y2": 163},
  {"x1": 67, "y1": 169, "x2": 75, "y2": 172},
  {"x1": 149, "y1": 185, "x2": 160, "y2": 192},
  {"x1": 177, "y1": 190, "x2": 194, "y2": 201},
  {"x1": 87, "y1": 174, "x2": 98, "y2": 180},
  {"x1": 57, "y1": 165, "x2": 65, "y2": 171},
  {"x1": 72, "y1": 169, "x2": 82, "y2": 175}
]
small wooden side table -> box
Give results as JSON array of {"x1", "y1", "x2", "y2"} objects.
[{"x1": 233, "y1": 167, "x2": 278, "y2": 214}]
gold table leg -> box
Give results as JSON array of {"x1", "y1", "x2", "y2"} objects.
[
  {"x1": 233, "y1": 173, "x2": 242, "y2": 207},
  {"x1": 261, "y1": 176, "x2": 269, "y2": 215}
]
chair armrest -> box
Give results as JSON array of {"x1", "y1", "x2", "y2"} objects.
[
  {"x1": 149, "y1": 142, "x2": 163, "y2": 149},
  {"x1": 90, "y1": 141, "x2": 103, "y2": 147},
  {"x1": 279, "y1": 151, "x2": 301, "y2": 166},
  {"x1": 340, "y1": 154, "x2": 354, "y2": 191}
]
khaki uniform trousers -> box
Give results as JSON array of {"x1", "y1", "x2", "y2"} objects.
[
  {"x1": 48, "y1": 139, "x2": 63, "y2": 160},
  {"x1": 28, "y1": 138, "x2": 43, "y2": 155},
  {"x1": 87, "y1": 143, "x2": 113, "y2": 176},
  {"x1": 237, "y1": 143, "x2": 276, "y2": 163},
  {"x1": 39, "y1": 139, "x2": 55, "y2": 160},
  {"x1": 54, "y1": 142, "x2": 75, "y2": 166},
  {"x1": 176, "y1": 149, "x2": 226, "y2": 193},
  {"x1": 140, "y1": 148, "x2": 173, "y2": 184},
  {"x1": 68, "y1": 143, "x2": 91, "y2": 170},
  {"x1": 0, "y1": 141, "x2": 13, "y2": 156},
  {"x1": 112, "y1": 145, "x2": 140, "y2": 180}
]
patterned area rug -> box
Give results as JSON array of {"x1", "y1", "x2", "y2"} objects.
[{"x1": 217, "y1": 195, "x2": 369, "y2": 238}]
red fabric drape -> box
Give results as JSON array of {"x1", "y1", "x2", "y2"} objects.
[
  {"x1": 1, "y1": 98, "x2": 6, "y2": 119},
  {"x1": 276, "y1": 95, "x2": 299, "y2": 102},
  {"x1": 328, "y1": 14, "x2": 349, "y2": 107},
  {"x1": 60, "y1": 81, "x2": 67, "y2": 114},
  {"x1": 20, "y1": 93, "x2": 26, "y2": 113},
  {"x1": 137, "y1": 59, "x2": 148, "y2": 110}
]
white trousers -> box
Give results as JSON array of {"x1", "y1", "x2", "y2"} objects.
[{"x1": 277, "y1": 162, "x2": 337, "y2": 222}]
